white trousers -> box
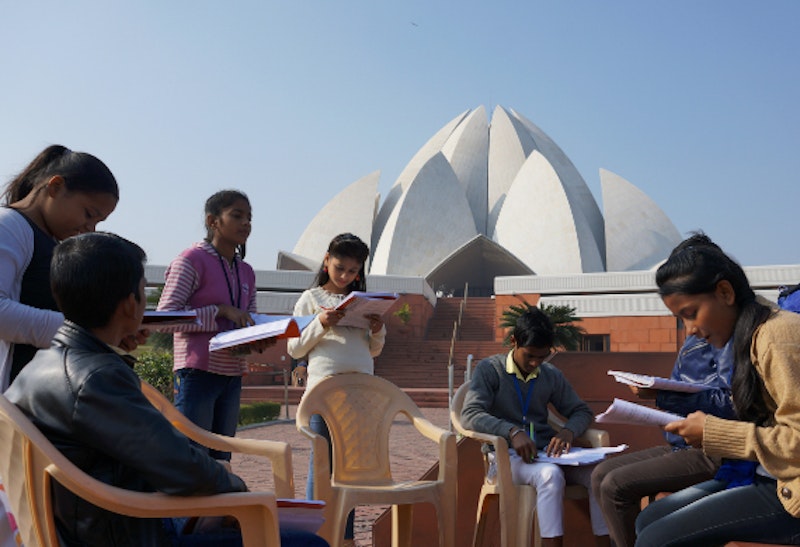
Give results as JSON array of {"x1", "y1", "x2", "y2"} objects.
[{"x1": 508, "y1": 451, "x2": 609, "y2": 538}]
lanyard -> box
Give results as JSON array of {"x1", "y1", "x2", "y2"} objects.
[
  {"x1": 512, "y1": 375, "x2": 536, "y2": 427},
  {"x1": 217, "y1": 253, "x2": 241, "y2": 309}
]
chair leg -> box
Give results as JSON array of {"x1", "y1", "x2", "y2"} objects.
[
  {"x1": 516, "y1": 487, "x2": 537, "y2": 547},
  {"x1": 391, "y1": 504, "x2": 413, "y2": 547},
  {"x1": 473, "y1": 491, "x2": 497, "y2": 547},
  {"x1": 327, "y1": 498, "x2": 351, "y2": 547},
  {"x1": 437, "y1": 499, "x2": 456, "y2": 547}
]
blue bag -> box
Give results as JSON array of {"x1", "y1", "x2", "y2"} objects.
[{"x1": 778, "y1": 284, "x2": 800, "y2": 313}]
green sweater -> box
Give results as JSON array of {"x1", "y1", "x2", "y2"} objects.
[
  {"x1": 704, "y1": 309, "x2": 800, "y2": 516},
  {"x1": 460, "y1": 353, "x2": 593, "y2": 451}
]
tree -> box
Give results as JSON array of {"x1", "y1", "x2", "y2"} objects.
[{"x1": 500, "y1": 301, "x2": 586, "y2": 351}]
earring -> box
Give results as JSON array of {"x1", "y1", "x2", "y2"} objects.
[
  {"x1": 323, "y1": 266, "x2": 328, "y2": 273},
  {"x1": 355, "y1": 275, "x2": 360, "y2": 281}
]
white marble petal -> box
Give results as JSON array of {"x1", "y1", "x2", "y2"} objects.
[
  {"x1": 509, "y1": 108, "x2": 606, "y2": 266},
  {"x1": 370, "y1": 152, "x2": 477, "y2": 276},
  {"x1": 441, "y1": 106, "x2": 489, "y2": 234},
  {"x1": 372, "y1": 109, "x2": 470, "y2": 251},
  {"x1": 292, "y1": 170, "x2": 380, "y2": 267},
  {"x1": 487, "y1": 106, "x2": 537, "y2": 235},
  {"x1": 495, "y1": 150, "x2": 604, "y2": 274},
  {"x1": 600, "y1": 168, "x2": 682, "y2": 271}
]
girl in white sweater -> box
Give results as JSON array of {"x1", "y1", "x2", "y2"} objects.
[{"x1": 287, "y1": 233, "x2": 386, "y2": 546}]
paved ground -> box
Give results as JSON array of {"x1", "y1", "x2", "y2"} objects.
[{"x1": 230, "y1": 405, "x2": 452, "y2": 547}]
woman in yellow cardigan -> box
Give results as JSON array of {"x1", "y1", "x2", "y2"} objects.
[{"x1": 634, "y1": 233, "x2": 800, "y2": 547}]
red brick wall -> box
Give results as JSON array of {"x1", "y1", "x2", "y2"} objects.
[{"x1": 494, "y1": 293, "x2": 684, "y2": 353}]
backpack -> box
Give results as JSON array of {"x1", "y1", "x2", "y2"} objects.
[{"x1": 778, "y1": 284, "x2": 800, "y2": 313}]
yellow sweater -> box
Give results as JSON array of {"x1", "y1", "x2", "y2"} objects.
[{"x1": 704, "y1": 309, "x2": 800, "y2": 516}]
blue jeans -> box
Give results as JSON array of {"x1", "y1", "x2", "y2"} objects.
[
  {"x1": 635, "y1": 476, "x2": 800, "y2": 546},
  {"x1": 307, "y1": 414, "x2": 355, "y2": 540},
  {"x1": 174, "y1": 368, "x2": 242, "y2": 461},
  {"x1": 163, "y1": 518, "x2": 329, "y2": 546}
]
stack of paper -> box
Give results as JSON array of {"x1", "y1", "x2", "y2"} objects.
[
  {"x1": 607, "y1": 370, "x2": 709, "y2": 393},
  {"x1": 534, "y1": 444, "x2": 628, "y2": 466}
]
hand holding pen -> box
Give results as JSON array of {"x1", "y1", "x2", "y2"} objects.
[{"x1": 319, "y1": 306, "x2": 345, "y2": 327}]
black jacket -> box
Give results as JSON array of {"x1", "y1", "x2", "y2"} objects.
[{"x1": 5, "y1": 321, "x2": 247, "y2": 546}]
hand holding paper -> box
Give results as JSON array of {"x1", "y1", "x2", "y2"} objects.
[
  {"x1": 334, "y1": 291, "x2": 398, "y2": 329},
  {"x1": 664, "y1": 410, "x2": 707, "y2": 448}
]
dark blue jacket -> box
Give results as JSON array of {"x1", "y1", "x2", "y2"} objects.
[{"x1": 656, "y1": 335, "x2": 735, "y2": 447}]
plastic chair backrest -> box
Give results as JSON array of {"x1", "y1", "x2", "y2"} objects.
[
  {"x1": 297, "y1": 373, "x2": 428, "y2": 486},
  {"x1": 0, "y1": 394, "x2": 61, "y2": 547}
]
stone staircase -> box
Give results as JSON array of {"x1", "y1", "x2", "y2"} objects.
[{"x1": 372, "y1": 297, "x2": 503, "y2": 407}]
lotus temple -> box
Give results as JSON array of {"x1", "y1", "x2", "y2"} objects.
[
  {"x1": 148, "y1": 105, "x2": 799, "y2": 355},
  {"x1": 277, "y1": 105, "x2": 684, "y2": 294}
]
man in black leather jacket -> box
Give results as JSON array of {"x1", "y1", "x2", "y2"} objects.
[{"x1": 5, "y1": 233, "x2": 326, "y2": 547}]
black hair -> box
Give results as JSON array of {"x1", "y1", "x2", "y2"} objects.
[
  {"x1": 512, "y1": 307, "x2": 555, "y2": 349},
  {"x1": 51, "y1": 232, "x2": 146, "y2": 329},
  {"x1": 204, "y1": 189, "x2": 251, "y2": 259},
  {"x1": 2, "y1": 145, "x2": 118, "y2": 205},
  {"x1": 656, "y1": 233, "x2": 772, "y2": 424},
  {"x1": 313, "y1": 233, "x2": 370, "y2": 293}
]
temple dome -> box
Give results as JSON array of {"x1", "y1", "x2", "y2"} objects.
[{"x1": 278, "y1": 106, "x2": 681, "y2": 295}]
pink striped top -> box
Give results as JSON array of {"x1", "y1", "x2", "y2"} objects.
[{"x1": 156, "y1": 241, "x2": 257, "y2": 376}]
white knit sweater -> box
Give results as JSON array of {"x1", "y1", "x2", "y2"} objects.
[{"x1": 287, "y1": 287, "x2": 386, "y2": 393}]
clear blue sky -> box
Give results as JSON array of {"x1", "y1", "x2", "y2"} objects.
[{"x1": 1, "y1": 1, "x2": 797, "y2": 270}]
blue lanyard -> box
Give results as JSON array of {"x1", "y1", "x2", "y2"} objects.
[{"x1": 512, "y1": 375, "x2": 536, "y2": 427}]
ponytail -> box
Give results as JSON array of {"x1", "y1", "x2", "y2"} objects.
[{"x1": 2, "y1": 145, "x2": 118, "y2": 205}]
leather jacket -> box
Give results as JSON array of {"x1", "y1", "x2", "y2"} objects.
[
  {"x1": 656, "y1": 334, "x2": 736, "y2": 447},
  {"x1": 5, "y1": 321, "x2": 247, "y2": 546}
]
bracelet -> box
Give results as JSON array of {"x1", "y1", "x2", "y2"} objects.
[{"x1": 509, "y1": 427, "x2": 525, "y2": 440}]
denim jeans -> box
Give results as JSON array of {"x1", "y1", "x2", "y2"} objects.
[
  {"x1": 635, "y1": 476, "x2": 800, "y2": 546},
  {"x1": 307, "y1": 413, "x2": 355, "y2": 540},
  {"x1": 163, "y1": 518, "x2": 329, "y2": 546},
  {"x1": 174, "y1": 368, "x2": 242, "y2": 461}
]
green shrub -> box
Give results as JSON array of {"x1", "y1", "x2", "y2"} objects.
[
  {"x1": 135, "y1": 349, "x2": 281, "y2": 426},
  {"x1": 134, "y1": 350, "x2": 175, "y2": 401},
  {"x1": 238, "y1": 401, "x2": 281, "y2": 426},
  {"x1": 393, "y1": 302, "x2": 412, "y2": 325}
]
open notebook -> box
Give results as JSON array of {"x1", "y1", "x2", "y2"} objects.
[{"x1": 209, "y1": 314, "x2": 315, "y2": 352}]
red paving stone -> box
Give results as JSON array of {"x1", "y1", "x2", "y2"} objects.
[{"x1": 231, "y1": 404, "x2": 452, "y2": 547}]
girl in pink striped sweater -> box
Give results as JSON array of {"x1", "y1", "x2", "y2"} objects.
[{"x1": 157, "y1": 189, "x2": 266, "y2": 461}]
